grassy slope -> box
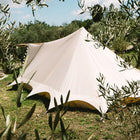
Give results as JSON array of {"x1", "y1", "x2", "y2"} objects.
[{"x1": 0, "y1": 75, "x2": 139, "y2": 140}]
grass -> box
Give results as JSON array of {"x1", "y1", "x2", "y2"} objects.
[{"x1": 0, "y1": 75, "x2": 140, "y2": 140}]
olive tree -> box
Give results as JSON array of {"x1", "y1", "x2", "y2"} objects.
[
  {"x1": 118, "y1": 0, "x2": 140, "y2": 67},
  {"x1": 79, "y1": 1, "x2": 140, "y2": 138},
  {"x1": 79, "y1": 0, "x2": 139, "y2": 65},
  {"x1": 0, "y1": 3, "x2": 15, "y2": 73},
  {"x1": 0, "y1": 0, "x2": 66, "y2": 73}
]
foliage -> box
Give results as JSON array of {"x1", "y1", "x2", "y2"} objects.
[
  {"x1": 97, "y1": 73, "x2": 140, "y2": 138},
  {"x1": 11, "y1": 20, "x2": 80, "y2": 44},
  {"x1": 10, "y1": 20, "x2": 80, "y2": 61},
  {"x1": 0, "y1": 0, "x2": 140, "y2": 139},
  {"x1": 71, "y1": 19, "x2": 92, "y2": 30},
  {"x1": 98, "y1": 5, "x2": 130, "y2": 49},
  {"x1": 12, "y1": 0, "x2": 65, "y2": 16},
  {"x1": 112, "y1": 36, "x2": 129, "y2": 53},
  {"x1": 0, "y1": 4, "x2": 11, "y2": 73},
  {"x1": 0, "y1": 3, "x2": 21, "y2": 73},
  {"x1": 0, "y1": 57, "x2": 70, "y2": 139},
  {"x1": 48, "y1": 91, "x2": 70, "y2": 140},
  {"x1": 13, "y1": 0, "x2": 48, "y2": 16},
  {"x1": 79, "y1": 1, "x2": 129, "y2": 48},
  {"x1": 0, "y1": 103, "x2": 36, "y2": 139},
  {"x1": 0, "y1": 86, "x2": 70, "y2": 140},
  {"x1": 80, "y1": 0, "x2": 140, "y2": 68},
  {"x1": 0, "y1": 57, "x2": 37, "y2": 139},
  {"x1": 0, "y1": 0, "x2": 67, "y2": 73},
  {"x1": 116, "y1": 0, "x2": 140, "y2": 68},
  {"x1": 81, "y1": 1, "x2": 140, "y2": 139},
  {"x1": 89, "y1": 4, "x2": 103, "y2": 22},
  {"x1": 0, "y1": 3, "x2": 10, "y2": 14},
  {"x1": 0, "y1": 20, "x2": 17, "y2": 73}
]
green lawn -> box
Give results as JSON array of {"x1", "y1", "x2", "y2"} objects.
[{"x1": 0, "y1": 75, "x2": 139, "y2": 140}]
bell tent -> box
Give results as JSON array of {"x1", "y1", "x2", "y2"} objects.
[{"x1": 13, "y1": 27, "x2": 140, "y2": 113}]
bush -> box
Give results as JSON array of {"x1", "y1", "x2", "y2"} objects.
[{"x1": 112, "y1": 37, "x2": 129, "y2": 53}]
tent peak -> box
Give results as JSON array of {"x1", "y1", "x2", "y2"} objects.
[
  {"x1": 79, "y1": 27, "x2": 88, "y2": 33},
  {"x1": 79, "y1": 27, "x2": 89, "y2": 33},
  {"x1": 80, "y1": 26, "x2": 86, "y2": 30}
]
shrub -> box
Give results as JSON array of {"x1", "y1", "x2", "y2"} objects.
[{"x1": 112, "y1": 37, "x2": 129, "y2": 53}]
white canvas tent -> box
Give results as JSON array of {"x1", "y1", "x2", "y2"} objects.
[{"x1": 13, "y1": 27, "x2": 140, "y2": 113}]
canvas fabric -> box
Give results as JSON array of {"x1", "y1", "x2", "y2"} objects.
[{"x1": 14, "y1": 27, "x2": 140, "y2": 113}]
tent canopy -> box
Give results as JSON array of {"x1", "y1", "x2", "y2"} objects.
[{"x1": 13, "y1": 27, "x2": 140, "y2": 113}]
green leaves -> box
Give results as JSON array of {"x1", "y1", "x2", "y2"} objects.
[
  {"x1": 60, "y1": 118, "x2": 67, "y2": 140},
  {"x1": 48, "y1": 109, "x2": 61, "y2": 132},
  {"x1": 2, "y1": 120, "x2": 12, "y2": 138},
  {"x1": 0, "y1": 130, "x2": 5, "y2": 138},
  {"x1": 61, "y1": 95, "x2": 64, "y2": 106},
  {"x1": 53, "y1": 110, "x2": 60, "y2": 131},
  {"x1": 85, "y1": 39, "x2": 90, "y2": 42},
  {"x1": 3, "y1": 4, "x2": 10, "y2": 12},
  {"x1": 1, "y1": 4, "x2": 10, "y2": 14},
  {"x1": 13, "y1": 0, "x2": 22, "y2": 4},
  {"x1": 37, "y1": 0, "x2": 41, "y2": 3},
  {"x1": 48, "y1": 91, "x2": 70, "y2": 139},
  {"x1": 91, "y1": 4, "x2": 103, "y2": 22},
  {"x1": 25, "y1": 0, "x2": 49, "y2": 16},
  {"x1": 61, "y1": 104, "x2": 69, "y2": 118},
  {"x1": 18, "y1": 104, "x2": 36, "y2": 128},
  {"x1": 13, "y1": 117, "x2": 17, "y2": 134},
  {"x1": 54, "y1": 97, "x2": 58, "y2": 109},
  {"x1": 49, "y1": 114, "x2": 53, "y2": 130},
  {"x1": 13, "y1": 68, "x2": 19, "y2": 86},
  {"x1": 21, "y1": 55, "x2": 29, "y2": 77},
  {"x1": 16, "y1": 82, "x2": 24, "y2": 108},
  {"x1": 26, "y1": 0, "x2": 33, "y2": 5},
  {"x1": 0, "y1": 104, "x2": 6, "y2": 121},
  {"x1": 6, "y1": 127, "x2": 11, "y2": 140},
  {"x1": 18, "y1": 132, "x2": 27, "y2": 140},
  {"x1": 27, "y1": 71, "x2": 36, "y2": 85},
  {"x1": 39, "y1": 4, "x2": 48, "y2": 7},
  {"x1": 35, "y1": 129, "x2": 40, "y2": 140},
  {"x1": 65, "y1": 90, "x2": 70, "y2": 104}
]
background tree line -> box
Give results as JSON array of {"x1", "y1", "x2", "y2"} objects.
[
  {"x1": 0, "y1": 0, "x2": 140, "y2": 71},
  {"x1": 11, "y1": 19, "x2": 93, "y2": 44}
]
